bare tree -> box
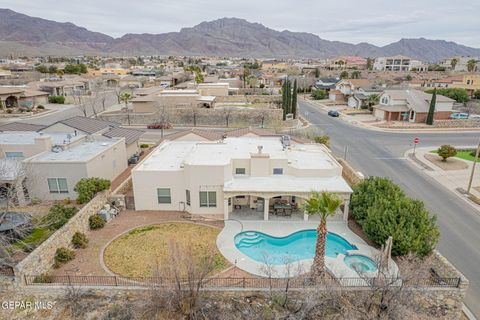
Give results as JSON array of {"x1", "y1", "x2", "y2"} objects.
[
  {"x1": 222, "y1": 107, "x2": 233, "y2": 128},
  {"x1": 145, "y1": 240, "x2": 217, "y2": 319}
]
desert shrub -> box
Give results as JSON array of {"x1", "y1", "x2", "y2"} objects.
[
  {"x1": 362, "y1": 197, "x2": 440, "y2": 256},
  {"x1": 6, "y1": 109, "x2": 12, "y2": 114},
  {"x1": 350, "y1": 177, "x2": 405, "y2": 223},
  {"x1": 36, "y1": 105, "x2": 45, "y2": 109},
  {"x1": 33, "y1": 273, "x2": 54, "y2": 283},
  {"x1": 48, "y1": 96, "x2": 65, "y2": 104},
  {"x1": 54, "y1": 247, "x2": 75, "y2": 268},
  {"x1": 71, "y1": 232, "x2": 89, "y2": 249},
  {"x1": 140, "y1": 144, "x2": 149, "y2": 149},
  {"x1": 42, "y1": 205, "x2": 79, "y2": 230},
  {"x1": 437, "y1": 145, "x2": 457, "y2": 162},
  {"x1": 74, "y1": 177, "x2": 111, "y2": 204},
  {"x1": 313, "y1": 135, "x2": 330, "y2": 148},
  {"x1": 89, "y1": 215, "x2": 106, "y2": 230}
]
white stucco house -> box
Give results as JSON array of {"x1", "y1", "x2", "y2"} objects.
[{"x1": 132, "y1": 133, "x2": 352, "y2": 221}]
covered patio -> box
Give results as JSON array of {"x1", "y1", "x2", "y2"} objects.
[{"x1": 223, "y1": 176, "x2": 352, "y2": 221}]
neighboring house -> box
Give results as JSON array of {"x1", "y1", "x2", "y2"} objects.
[
  {"x1": 41, "y1": 116, "x2": 145, "y2": 158},
  {"x1": 314, "y1": 78, "x2": 339, "y2": 91},
  {"x1": 373, "y1": 89, "x2": 454, "y2": 122},
  {"x1": 330, "y1": 79, "x2": 372, "y2": 106},
  {"x1": 131, "y1": 89, "x2": 216, "y2": 113},
  {"x1": 29, "y1": 77, "x2": 89, "y2": 96},
  {"x1": 132, "y1": 133, "x2": 352, "y2": 221},
  {"x1": 440, "y1": 56, "x2": 479, "y2": 72},
  {"x1": 0, "y1": 87, "x2": 49, "y2": 109},
  {"x1": 0, "y1": 116, "x2": 144, "y2": 158},
  {"x1": 0, "y1": 131, "x2": 127, "y2": 202},
  {"x1": 373, "y1": 56, "x2": 424, "y2": 71},
  {"x1": 331, "y1": 56, "x2": 368, "y2": 70},
  {"x1": 347, "y1": 94, "x2": 368, "y2": 109},
  {"x1": 421, "y1": 75, "x2": 480, "y2": 97}
]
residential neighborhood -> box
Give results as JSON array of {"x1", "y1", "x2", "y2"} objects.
[{"x1": 0, "y1": 2, "x2": 480, "y2": 320}]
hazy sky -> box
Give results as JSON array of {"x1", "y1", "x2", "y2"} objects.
[{"x1": 1, "y1": 0, "x2": 479, "y2": 47}]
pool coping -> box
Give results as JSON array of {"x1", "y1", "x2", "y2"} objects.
[{"x1": 216, "y1": 220, "x2": 399, "y2": 279}]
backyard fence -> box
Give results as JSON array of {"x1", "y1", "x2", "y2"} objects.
[{"x1": 24, "y1": 275, "x2": 462, "y2": 289}]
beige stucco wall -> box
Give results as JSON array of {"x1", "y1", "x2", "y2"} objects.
[
  {"x1": 86, "y1": 139, "x2": 127, "y2": 182},
  {"x1": 0, "y1": 136, "x2": 52, "y2": 159}
]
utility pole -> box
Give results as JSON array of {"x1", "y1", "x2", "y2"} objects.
[{"x1": 467, "y1": 138, "x2": 480, "y2": 194}]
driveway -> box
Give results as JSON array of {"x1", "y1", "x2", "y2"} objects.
[{"x1": 298, "y1": 99, "x2": 480, "y2": 317}]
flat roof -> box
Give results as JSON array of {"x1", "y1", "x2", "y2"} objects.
[
  {"x1": 29, "y1": 138, "x2": 120, "y2": 162},
  {"x1": 136, "y1": 137, "x2": 339, "y2": 171},
  {"x1": 223, "y1": 175, "x2": 352, "y2": 194},
  {"x1": 0, "y1": 131, "x2": 85, "y2": 145}
]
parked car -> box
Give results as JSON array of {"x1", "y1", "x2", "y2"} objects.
[
  {"x1": 328, "y1": 110, "x2": 340, "y2": 117},
  {"x1": 450, "y1": 113, "x2": 469, "y2": 120},
  {"x1": 469, "y1": 114, "x2": 480, "y2": 120}
]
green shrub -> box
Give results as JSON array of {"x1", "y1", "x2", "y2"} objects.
[
  {"x1": 140, "y1": 144, "x2": 149, "y2": 149},
  {"x1": 310, "y1": 89, "x2": 327, "y2": 100},
  {"x1": 13, "y1": 227, "x2": 53, "y2": 252},
  {"x1": 350, "y1": 176, "x2": 440, "y2": 256},
  {"x1": 89, "y1": 215, "x2": 106, "y2": 230},
  {"x1": 74, "y1": 177, "x2": 111, "y2": 204},
  {"x1": 54, "y1": 247, "x2": 75, "y2": 268},
  {"x1": 42, "y1": 205, "x2": 79, "y2": 230},
  {"x1": 350, "y1": 177, "x2": 405, "y2": 224},
  {"x1": 437, "y1": 145, "x2": 457, "y2": 162},
  {"x1": 37, "y1": 105, "x2": 45, "y2": 110},
  {"x1": 362, "y1": 197, "x2": 440, "y2": 256},
  {"x1": 6, "y1": 109, "x2": 12, "y2": 114},
  {"x1": 425, "y1": 88, "x2": 469, "y2": 103},
  {"x1": 48, "y1": 96, "x2": 65, "y2": 104},
  {"x1": 71, "y1": 232, "x2": 89, "y2": 248}
]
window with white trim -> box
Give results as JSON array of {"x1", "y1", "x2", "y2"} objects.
[
  {"x1": 47, "y1": 178, "x2": 68, "y2": 193},
  {"x1": 235, "y1": 168, "x2": 246, "y2": 175},
  {"x1": 199, "y1": 191, "x2": 216, "y2": 208},
  {"x1": 186, "y1": 189, "x2": 191, "y2": 206},
  {"x1": 157, "y1": 188, "x2": 171, "y2": 204}
]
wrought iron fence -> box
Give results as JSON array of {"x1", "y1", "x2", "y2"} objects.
[{"x1": 24, "y1": 275, "x2": 461, "y2": 289}]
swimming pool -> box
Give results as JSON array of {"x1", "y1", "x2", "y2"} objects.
[{"x1": 234, "y1": 229, "x2": 357, "y2": 265}]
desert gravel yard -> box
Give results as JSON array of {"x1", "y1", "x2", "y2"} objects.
[{"x1": 104, "y1": 222, "x2": 228, "y2": 277}]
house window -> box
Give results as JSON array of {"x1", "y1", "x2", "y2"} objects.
[
  {"x1": 199, "y1": 191, "x2": 216, "y2": 208},
  {"x1": 48, "y1": 178, "x2": 68, "y2": 193},
  {"x1": 157, "y1": 188, "x2": 171, "y2": 204},
  {"x1": 186, "y1": 190, "x2": 191, "y2": 206},
  {"x1": 235, "y1": 168, "x2": 246, "y2": 175},
  {"x1": 273, "y1": 168, "x2": 283, "y2": 175},
  {"x1": 5, "y1": 152, "x2": 24, "y2": 158},
  {"x1": 381, "y1": 96, "x2": 389, "y2": 104}
]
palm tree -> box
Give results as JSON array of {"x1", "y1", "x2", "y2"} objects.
[
  {"x1": 120, "y1": 92, "x2": 132, "y2": 125},
  {"x1": 303, "y1": 192, "x2": 342, "y2": 279},
  {"x1": 367, "y1": 94, "x2": 380, "y2": 110},
  {"x1": 467, "y1": 59, "x2": 477, "y2": 72},
  {"x1": 450, "y1": 58, "x2": 458, "y2": 70}
]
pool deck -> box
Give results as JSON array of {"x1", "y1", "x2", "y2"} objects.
[{"x1": 217, "y1": 220, "x2": 398, "y2": 279}]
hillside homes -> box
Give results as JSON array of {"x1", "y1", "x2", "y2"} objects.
[
  {"x1": 373, "y1": 56, "x2": 425, "y2": 71},
  {"x1": 372, "y1": 89, "x2": 454, "y2": 123}
]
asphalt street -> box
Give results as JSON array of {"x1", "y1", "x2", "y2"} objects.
[{"x1": 299, "y1": 99, "x2": 480, "y2": 317}]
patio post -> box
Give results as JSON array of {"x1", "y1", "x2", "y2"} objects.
[
  {"x1": 224, "y1": 198, "x2": 229, "y2": 220},
  {"x1": 343, "y1": 199, "x2": 350, "y2": 221},
  {"x1": 263, "y1": 198, "x2": 269, "y2": 220}
]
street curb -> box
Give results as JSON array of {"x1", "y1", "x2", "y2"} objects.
[{"x1": 463, "y1": 304, "x2": 478, "y2": 320}]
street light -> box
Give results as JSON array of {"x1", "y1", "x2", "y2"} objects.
[{"x1": 467, "y1": 138, "x2": 480, "y2": 194}]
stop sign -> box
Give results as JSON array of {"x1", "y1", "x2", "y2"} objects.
[{"x1": 413, "y1": 137, "x2": 420, "y2": 144}]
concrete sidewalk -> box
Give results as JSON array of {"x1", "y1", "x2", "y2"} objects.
[{"x1": 405, "y1": 146, "x2": 480, "y2": 212}]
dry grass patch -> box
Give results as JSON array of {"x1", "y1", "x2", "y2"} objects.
[
  {"x1": 103, "y1": 222, "x2": 228, "y2": 277},
  {"x1": 424, "y1": 153, "x2": 468, "y2": 171}
]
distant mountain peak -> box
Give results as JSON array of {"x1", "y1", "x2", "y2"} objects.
[{"x1": 0, "y1": 8, "x2": 479, "y2": 61}]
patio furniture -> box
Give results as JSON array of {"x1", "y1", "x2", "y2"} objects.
[{"x1": 273, "y1": 204, "x2": 293, "y2": 217}]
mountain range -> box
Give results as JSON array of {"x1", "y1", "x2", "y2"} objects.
[{"x1": 1, "y1": 8, "x2": 480, "y2": 62}]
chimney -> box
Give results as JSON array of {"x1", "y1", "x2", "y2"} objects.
[{"x1": 34, "y1": 134, "x2": 53, "y2": 151}]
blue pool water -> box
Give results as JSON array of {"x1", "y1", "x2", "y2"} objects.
[
  {"x1": 234, "y1": 229, "x2": 357, "y2": 265},
  {"x1": 344, "y1": 254, "x2": 378, "y2": 273}
]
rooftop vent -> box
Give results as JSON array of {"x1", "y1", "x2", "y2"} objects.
[{"x1": 257, "y1": 145, "x2": 263, "y2": 154}]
